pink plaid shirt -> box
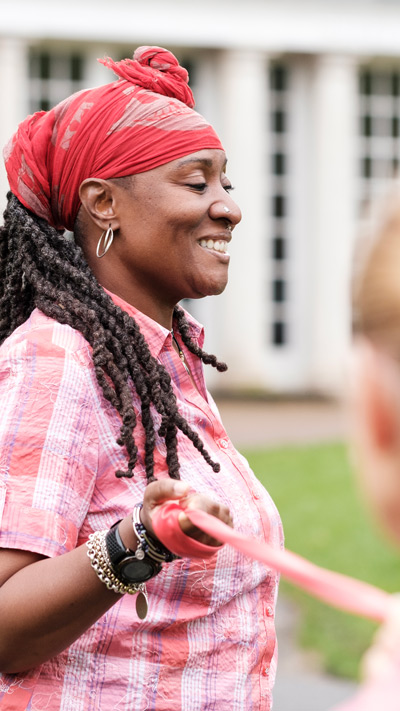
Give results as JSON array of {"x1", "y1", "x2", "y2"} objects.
[{"x1": 0, "y1": 294, "x2": 283, "y2": 711}]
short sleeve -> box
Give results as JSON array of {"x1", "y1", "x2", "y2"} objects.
[{"x1": 0, "y1": 316, "x2": 99, "y2": 557}]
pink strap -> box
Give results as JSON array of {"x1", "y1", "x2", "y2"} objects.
[
  {"x1": 152, "y1": 502, "x2": 393, "y2": 623},
  {"x1": 152, "y1": 502, "x2": 220, "y2": 559}
]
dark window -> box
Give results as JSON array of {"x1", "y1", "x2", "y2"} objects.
[
  {"x1": 361, "y1": 115, "x2": 372, "y2": 137},
  {"x1": 273, "y1": 279, "x2": 286, "y2": 303},
  {"x1": 272, "y1": 110, "x2": 286, "y2": 133},
  {"x1": 70, "y1": 54, "x2": 83, "y2": 81},
  {"x1": 272, "y1": 321, "x2": 286, "y2": 346},
  {"x1": 392, "y1": 72, "x2": 400, "y2": 97},
  {"x1": 180, "y1": 59, "x2": 195, "y2": 84},
  {"x1": 39, "y1": 98, "x2": 51, "y2": 111},
  {"x1": 273, "y1": 195, "x2": 286, "y2": 218},
  {"x1": 362, "y1": 156, "x2": 372, "y2": 178},
  {"x1": 392, "y1": 116, "x2": 399, "y2": 138},
  {"x1": 117, "y1": 48, "x2": 131, "y2": 61},
  {"x1": 393, "y1": 157, "x2": 399, "y2": 174},
  {"x1": 272, "y1": 237, "x2": 286, "y2": 261},
  {"x1": 272, "y1": 152, "x2": 286, "y2": 175},
  {"x1": 39, "y1": 52, "x2": 51, "y2": 80},
  {"x1": 360, "y1": 71, "x2": 372, "y2": 96},
  {"x1": 271, "y1": 65, "x2": 287, "y2": 92}
]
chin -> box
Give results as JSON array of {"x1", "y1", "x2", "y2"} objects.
[
  {"x1": 186, "y1": 274, "x2": 229, "y2": 300},
  {"x1": 193, "y1": 285, "x2": 227, "y2": 299},
  {"x1": 211, "y1": 283, "x2": 228, "y2": 296},
  {"x1": 204, "y1": 277, "x2": 229, "y2": 297}
]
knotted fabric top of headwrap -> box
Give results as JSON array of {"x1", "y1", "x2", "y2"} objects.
[{"x1": 3, "y1": 46, "x2": 224, "y2": 231}]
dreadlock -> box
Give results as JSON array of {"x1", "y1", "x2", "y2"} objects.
[{"x1": 0, "y1": 193, "x2": 228, "y2": 483}]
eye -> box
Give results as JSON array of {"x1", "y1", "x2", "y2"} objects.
[
  {"x1": 186, "y1": 183, "x2": 207, "y2": 192},
  {"x1": 223, "y1": 183, "x2": 234, "y2": 193}
]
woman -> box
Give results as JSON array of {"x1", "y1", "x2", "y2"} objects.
[{"x1": 0, "y1": 47, "x2": 282, "y2": 710}]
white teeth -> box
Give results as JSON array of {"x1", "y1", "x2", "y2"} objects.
[{"x1": 199, "y1": 239, "x2": 227, "y2": 253}]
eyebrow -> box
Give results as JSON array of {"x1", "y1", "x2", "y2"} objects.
[
  {"x1": 176, "y1": 157, "x2": 228, "y2": 170},
  {"x1": 176, "y1": 158, "x2": 214, "y2": 168}
]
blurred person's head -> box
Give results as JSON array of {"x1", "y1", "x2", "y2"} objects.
[{"x1": 352, "y1": 196, "x2": 400, "y2": 543}]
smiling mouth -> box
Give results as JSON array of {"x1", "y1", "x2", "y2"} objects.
[{"x1": 199, "y1": 239, "x2": 228, "y2": 253}]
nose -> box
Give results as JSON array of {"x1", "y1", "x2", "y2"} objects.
[{"x1": 210, "y1": 193, "x2": 242, "y2": 226}]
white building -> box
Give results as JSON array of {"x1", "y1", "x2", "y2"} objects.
[{"x1": 1, "y1": 0, "x2": 400, "y2": 396}]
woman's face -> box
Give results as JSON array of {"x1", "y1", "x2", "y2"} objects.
[{"x1": 97, "y1": 149, "x2": 241, "y2": 325}]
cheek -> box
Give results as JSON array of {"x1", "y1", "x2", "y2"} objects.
[{"x1": 352, "y1": 428, "x2": 400, "y2": 541}]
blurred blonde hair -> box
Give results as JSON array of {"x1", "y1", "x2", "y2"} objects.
[{"x1": 353, "y1": 189, "x2": 400, "y2": 362}]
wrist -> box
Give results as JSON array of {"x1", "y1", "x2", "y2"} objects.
[
  {"x1": 118, "y1": 515, "x2": 139, "y2": 552},
  {"x1": 86, "y1": 528, "x2": 149, "y2": 619},
  {"x1": 132, "y1": 503, "x2": 179, "y2": 564}
]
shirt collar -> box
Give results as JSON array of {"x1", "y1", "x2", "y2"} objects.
[{"x1": 105, "y1": 290, "x2": 205, "y2": 359}]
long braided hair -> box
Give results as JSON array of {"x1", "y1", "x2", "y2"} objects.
[{"x1": 0, "y1": 192, "x2": 227, "y2": 483}]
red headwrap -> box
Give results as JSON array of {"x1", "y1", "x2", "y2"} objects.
[{"x1": 3, "y1": 46, "x2": 224, "y2": 231}]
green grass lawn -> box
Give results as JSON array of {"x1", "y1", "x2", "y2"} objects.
[{"x1": 244, "y1": 442, "x2": 400, "y2": 679}]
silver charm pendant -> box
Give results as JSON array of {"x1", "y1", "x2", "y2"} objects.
[
  {"x1": 135, "y1": 546, "x2": 145, "y2": 561},
  {"x1": 136, "y1": 586, "x2": 148, "y2": 620}
]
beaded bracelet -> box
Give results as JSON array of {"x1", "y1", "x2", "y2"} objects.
[
  {"x1": 86, "y1": 529, "x2": 146, "y2": 596},
  {"x1": 132, "y1": 503, "x2": 180, "y2": 564}
]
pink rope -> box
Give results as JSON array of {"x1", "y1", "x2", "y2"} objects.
[{"x1": 152, "y1": 502, "x2": 393, "y2": 623}]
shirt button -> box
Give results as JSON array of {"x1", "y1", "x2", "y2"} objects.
[
  {"x1": 219, "y1": 438, "x2": 229, "y2": 449},
  {"x1": 265, "y1": 605, "x2": 274, "y2": 617},
  {"x1": 262, "y1": 666, "x2": 269, "y2": 677}
]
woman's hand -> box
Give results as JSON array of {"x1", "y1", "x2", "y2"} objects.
[
  {"x1": 361, "y1": 595, "x2": 400, "y2": 682},
  {"x1": 140, "y1": 479, "x2": 233, "y2": 547},
  {"x1": 0, "y1": 479, "x2": 231, "y2": 673}
]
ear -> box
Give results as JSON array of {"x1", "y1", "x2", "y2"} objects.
[
  {"x1": 352, "y1": 339, "x2": 400, "y2": 452},
  {"x1": 78, "y1": 178, "x2": 120, "y2": 232}
]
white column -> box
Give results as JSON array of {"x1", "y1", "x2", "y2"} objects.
[
  {"x1": 263, "y1": 56, "x2": 317, "y2": 393},
  {"x1": 308, "y1": 55, "x2": 358, "y2": 394},
  {"x1": 208, "y1": 49, "x2": 270, "y2": 391},
  {"x1": 0, "y1": 38, "x2": 29, "y2": 215}
]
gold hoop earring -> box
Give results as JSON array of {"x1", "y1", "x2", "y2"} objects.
[{"x1": 96, "y1": 225, "x2": 114, "y2": 258}]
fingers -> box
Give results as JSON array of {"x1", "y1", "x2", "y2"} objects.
[
  {"x1": 144, "y1": 479, "x2": 190, "y2": 507},
  {"x1": 141, "y1": 481, "x2": 232, "y2": 547},
  {"x1": 361, "y1": 595, "x2": 400, "y2": 681},
  {"x1": 141, "y1": 480, "x2": 190, "y2": 537},
  {"x1": 184, "y1": 494, "x2": 233, "y2": 526},
  {"x1": 178, "y1": 494, "x2": 232, "y2": 547}
]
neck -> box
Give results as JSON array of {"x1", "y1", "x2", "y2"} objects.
[
  {"x1": 83, "y1": 242, "x2": 177, "y2": 330},
  {"x1": 100, "y1": 279, "x2": 176, "y2": 330}
]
